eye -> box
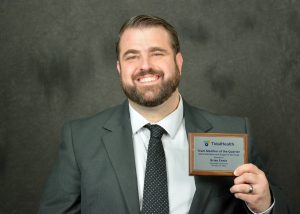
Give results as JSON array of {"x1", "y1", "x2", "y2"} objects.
[
  {"x1": 152, "y1": 51, "x2": 164, "y2": 56},
  {"x1": 124, "y1": 55, "x2": 138, "y2": 61}
]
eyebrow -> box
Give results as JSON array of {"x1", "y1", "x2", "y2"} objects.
[
  {"x1": 121, "y1": 47, "x2": 169, "y2": 59},
  {"x1": 148, "y1": 47, "x2": 168, "y2": 53}
]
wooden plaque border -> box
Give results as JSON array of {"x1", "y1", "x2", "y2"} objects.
[{"x1": 189, "y1": 133, "x2": 248, "y2": 176}]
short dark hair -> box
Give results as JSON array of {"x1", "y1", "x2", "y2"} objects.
[{"x1": 116, "y1": 15, "x2": 180, "y2": 59}]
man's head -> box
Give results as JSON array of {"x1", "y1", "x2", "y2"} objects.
[
  {"x1": 116, "y1": 15, "x2": 183, "y2": 107},
  {"x1": 116, "y1": 15, "x2": 180, "y2": 59}
]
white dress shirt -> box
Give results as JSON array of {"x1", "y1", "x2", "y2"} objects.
[
  {"x1": 129, "y1": 97, "x2": 195, "y2": 214},
  {"x1": 129, "y1": 97, "x2": 273, "y2": 214}
]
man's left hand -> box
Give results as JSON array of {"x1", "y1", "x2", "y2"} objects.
[{"x1": 230, "y1": 163, "x2": 272, "y2": 213}]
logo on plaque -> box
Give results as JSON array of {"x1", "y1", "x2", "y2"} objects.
[{"x1": 189, "y1": 133, "x2": 248, "y2": 176}]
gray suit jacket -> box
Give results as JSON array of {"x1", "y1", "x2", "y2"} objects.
[{"x1": 38, "y1": 100, "x2": 290, "y2": 214}]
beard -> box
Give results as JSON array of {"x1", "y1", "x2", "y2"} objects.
[{"x1": 120, "y1": 67, "x2": 180, "y2": 107}]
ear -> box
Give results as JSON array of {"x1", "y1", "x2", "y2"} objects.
[
  {"x1": 175, "y1": 52, "x2": 183, "y2": 75},
  {"x1": 116, "y1": 61, "x2": 121, "y2": 75}
]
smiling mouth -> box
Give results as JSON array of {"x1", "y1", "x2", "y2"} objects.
[{"x1": 137, "y1": 75, "x2": 160, "y2": 83}]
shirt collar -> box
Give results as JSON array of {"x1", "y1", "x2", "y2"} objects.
[{"x1": 129, "y1": 96, "x2": 184, "y2": 138}]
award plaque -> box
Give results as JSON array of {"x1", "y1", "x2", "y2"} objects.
[{"x1": 189, "y1": 133, "x2": 248, "y2": 176}]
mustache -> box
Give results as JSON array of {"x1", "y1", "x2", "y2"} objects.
[{"x1": 133, "y1": 69, "x2": 164, "y2": 80}]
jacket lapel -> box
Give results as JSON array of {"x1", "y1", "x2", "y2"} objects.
[
  {"x1": 99, "y1": 99, "x2": 216, "y2": 214},
  {"x1": 101, "y1": 101, "x2": 140, "y2": 214},
  {"x1": 183, "y1": 100, "x2": 212, "y2": 134},
  {"x1": 183, "y1": 100, "x2": 216, "y2": 213}
]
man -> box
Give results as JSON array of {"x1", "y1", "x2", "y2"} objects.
[{"x1": 39, "y1": 15, "x2": 290, "y2": 213}]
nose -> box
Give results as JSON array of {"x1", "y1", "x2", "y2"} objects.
[{"x1": 140, "y1": 55, "x2": 151, "y2": 71}]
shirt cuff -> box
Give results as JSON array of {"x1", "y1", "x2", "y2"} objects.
[{"x1": 246, "y1": 199, "x2": 275, "y2": 214}]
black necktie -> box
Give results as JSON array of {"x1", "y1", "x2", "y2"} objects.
[{"x1": 141, "y1": 124, "x2": 169, "y2": 214}]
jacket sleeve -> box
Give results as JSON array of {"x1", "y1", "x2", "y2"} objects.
[
  {"x1": 245, "y1": 118, "x2": 291, "y2": 214},
  {"x1": 38, "y1": 122, "x2": 81, "y2": 214}
]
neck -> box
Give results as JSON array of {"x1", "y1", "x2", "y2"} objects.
[{"x1": 129, "y1": 90, "x2": 180, "y2": 123}]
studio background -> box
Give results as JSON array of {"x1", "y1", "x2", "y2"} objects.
[{"x1": 1, "y1": 0, "x2": 299, "y2": 213}]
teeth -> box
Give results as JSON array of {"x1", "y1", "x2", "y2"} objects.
[{"x1": 139, "y1": 76, "x2": 158, "y2": 83}]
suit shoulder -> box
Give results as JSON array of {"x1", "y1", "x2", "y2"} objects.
[
  {"x1": 65, "y1": 103, "x2": 123, "y2": 130},
  {"x1": 201, "y1": 109, "x2": 246, "y2": 124},
  {"x1": 189, "y1": 104, "x2": 245, "y2": 120},
  {"x1": 188, "y1": 104, "x2": 248, "y2": 132}
]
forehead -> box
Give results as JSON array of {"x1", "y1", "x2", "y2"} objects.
[{"x1": 119, "y1": 26, "x2": 173, "y2": 53}]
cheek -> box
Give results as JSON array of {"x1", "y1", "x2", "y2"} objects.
[
  {"x1": 161, "y1": 62, "x2": 178, "y2": 76},
  {"x1": 120, "y1": 69, "x2": 135, "y2": 84},
  {"x1": 121, "y1": 63, "x2": 137, "y2": 75}
]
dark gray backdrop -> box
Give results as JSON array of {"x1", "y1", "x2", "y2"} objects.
[{"x1": 1, "y1": 0, "x2": 299, "y2": 213}]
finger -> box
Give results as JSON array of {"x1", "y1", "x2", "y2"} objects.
[
  {"x1": 230, "y1": 184, "x2": 255, "y2": 194},
  {"x1": 234, "y1": 172, "x2": 258, "y2": 185},
  {"x1": 234, "y1": 163, "x2": 261, "y2": 176},
  {"x1": 233, "y1": 192, "x2": 254, "y2": 204}
]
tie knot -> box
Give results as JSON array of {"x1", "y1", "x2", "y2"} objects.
[{"x1": 144, "y1": 124, "x2": 166, "y2": 139}]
